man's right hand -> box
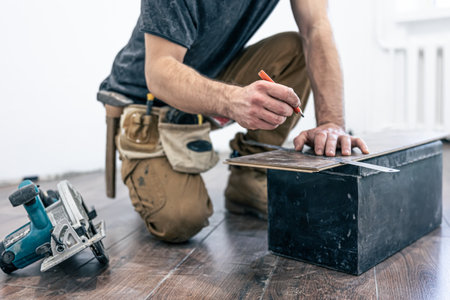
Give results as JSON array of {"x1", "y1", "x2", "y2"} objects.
[{"x1": 228, "y1": 80, "x2": 301, "y2": 130}]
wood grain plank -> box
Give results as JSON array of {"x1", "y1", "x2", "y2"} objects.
[
  {"x1": 375, "y1": 235, "x2": 450, "y2": 300},
  {"x1": 262, "y1": 257, "x2": 377, "y2": 300},
  {"x1": 149, "y1": 214, "x2": 276, "y2": 299},
  {"x1": 44, "y1": 227, "x2": 189, "y2": 299},
  {"x1": 0, "y1": 285, "x2": 47, "y2": 299},
  {"x1": 226, "y1": 130, "x2": 447, "y2": 172},
  {"x1": 41, "y1": 210, "x2": 226, "y2": 300}
]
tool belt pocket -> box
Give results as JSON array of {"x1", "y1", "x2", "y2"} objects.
[
  {"x1": 158, "y1": 114, "x2": 219, "y2": 174},
  {"x1": 117, "y1": 105, "x2": 164, "y2": 160}
]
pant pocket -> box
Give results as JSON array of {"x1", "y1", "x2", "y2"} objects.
[{"x1": 122, "y1": 158, "x2": 166, "y2": 219}]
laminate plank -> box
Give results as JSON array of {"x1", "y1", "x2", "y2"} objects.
[
  {"x1": 44, "y1": 227, "x2": 187, "y2": 299},
  {"x1": 0, "y1": 285, "x2": 47, "y2": 299},
  {"x1": 262, "y1": 258, "x2": 377, "y2": 300},
  {"x1": 40, "y1": 211, "x2": 226, "y2": 300},
  {"x1": 149, "y1": 214, "x2": 276, "y2": 299},
  {"x1": 226, "y1": 130, "x2": 447, "y2": 172},
  {"x1": 375, "y1": 235, "x2": 450, "y2": 300}
]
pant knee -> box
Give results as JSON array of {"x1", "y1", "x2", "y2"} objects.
[
  {"x1": 146, "y1": 199, "x2": 212, "y2": 243},
  {"x1": 122, "y1": 157, "x2": 213, "y2": 243},
  {"x1": 268, "y1": 31, "x2": 304, "y2": 57}
]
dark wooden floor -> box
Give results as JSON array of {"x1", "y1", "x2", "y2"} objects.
[{"x1": 1, "y1": 143, "x2": 449, "y2": 299}]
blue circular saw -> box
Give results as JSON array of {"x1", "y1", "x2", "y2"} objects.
[{"x1": 0, "y1": 180, "x2": 108, "y2": 274}]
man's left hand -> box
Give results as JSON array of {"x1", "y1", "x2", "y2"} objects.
[{"x1": 293, "y1": 123, "x2": 369, "y2": 156}]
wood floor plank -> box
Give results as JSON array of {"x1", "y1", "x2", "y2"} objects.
[
  {"x1": 0, "y1": 285, "x2": 47, "y2": 299},
  {"x1": 375, "y1": 235, "x2": 450, "y2": 300},
  {"x1": 44, "y1": 227, "x2": 188, "y2": 299},
  {"x1": 262, "y1": 257, "x2": 377, "y2": 300},
  {"x1": 149, "y1": 214, "x2": 276, "y2": 299},
  {"x1": 41, "y1": 212, "x2": 226, "y2": 299}
]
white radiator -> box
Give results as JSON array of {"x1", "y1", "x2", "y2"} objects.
[
  {"x1": 389, "y1": 42, "x2": 450, "y2": 133},
  {"x1": 374, "y1": 0, "x2": 450, "y2": 134}
]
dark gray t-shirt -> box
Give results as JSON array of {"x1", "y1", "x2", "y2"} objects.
[{"x1": 100, "y1": 0, "x2": 279, "y2": 104}]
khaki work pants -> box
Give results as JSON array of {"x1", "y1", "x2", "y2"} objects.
[{"x1": 121, "y1": 32, "x2": 311, "y2": 242}]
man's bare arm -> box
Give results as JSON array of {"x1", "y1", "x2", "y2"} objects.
[
  {"x1": 291, "y1": 0, "x2": 343, "y2": 127},
  {"x1": 144, "y1": 34, "x2": 300, "y2": 131},
  {"x1": 290, "y1": 0, "x2": 369, "y2": 156}
]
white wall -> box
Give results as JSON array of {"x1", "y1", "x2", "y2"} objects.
[
  {"x1": 1, "y1": 0, "x2": 448, "y2": 182},
  {"x1": 0, "y1": 0, "x2": 140, "y2": 181}
]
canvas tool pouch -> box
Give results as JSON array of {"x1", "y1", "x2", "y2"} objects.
[
  {"x1": 117, "y1": 105, "x2": 218, "y2": 174},
  {"x1": 117, "y1": 105, "x2": 164, "y2": 160},
  {"x1": 158, "y1": 109, "x2": 219, "y2": 174}
]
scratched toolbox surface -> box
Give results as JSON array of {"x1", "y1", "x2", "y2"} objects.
[{"x1": 268, "y1": 141, "x2": 443, "y2": 275}]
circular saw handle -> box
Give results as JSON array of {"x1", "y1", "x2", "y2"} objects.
[{"x1": 8, "y1": 182, "x2": 39, "y2": 207}]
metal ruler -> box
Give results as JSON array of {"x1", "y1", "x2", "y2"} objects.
[{"x1": 243, "y1": 140, "x2": 399, "y2": 173}]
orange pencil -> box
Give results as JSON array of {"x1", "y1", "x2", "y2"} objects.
[{"x1": 258, "y1": 70, "x2": 304, "y2": 117}]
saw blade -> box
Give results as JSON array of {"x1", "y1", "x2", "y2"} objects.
[{"x1": 242, "y1": 140, "x2": 399, "y2": 173}]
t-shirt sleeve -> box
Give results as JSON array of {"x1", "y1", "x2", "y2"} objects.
[{"x1": 140, "y1": 0, "x2": 198, "y2": 49}]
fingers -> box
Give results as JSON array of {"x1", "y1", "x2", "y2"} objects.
[
  {"x1": 339, "y1": 135, "x2": 352, "y2": 156},
  {"x1": 234, "y1": 84, "x2": 291, "y2": 130},
  {"x1": 238, "y1": 82, "x2": 294, "y2": 130},
  {"x1": 257, "y1": 108, "x2": 287, "y2": 127},
  {"x1": 292, "y1": 123, "x2": 370, "y2": 156},
  {"x1": 256, "y1": 81, "x2": 301, "y2": 110},
  {"x1": 314, "y1": 131, "x2": 327, "y2": 155},
  {"x1": 324, "y1": 134, "x2": 369, "y2": 156},
  {"x1": 325, "y1": 134, "x2": 338, "y2": 156},
  {"x1": 241, "y1": 106, "x2": 286, "y2": 130},
  {"x1": 254, "y1": 118, "x2": 284, "y2": 131},
  {"x1": 263, "y1": 97, "x2": 293, "y2": 117},
  {"x1": 351, "y1": 137, "x2": 370, "y2": 154},
  {"x1": 294, "y1": 131, "x2": 308, "y2": 151}
]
